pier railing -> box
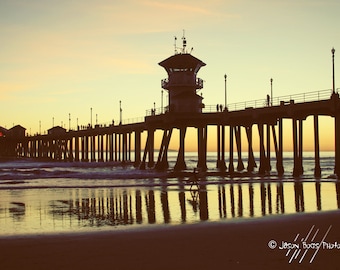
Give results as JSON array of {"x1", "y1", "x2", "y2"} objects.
[
  {"x1": 24, "y1": 88, "x2": 339, "y2": 136},
  {"x1": 52, "y1": 117, "x2": 146, "y2": 135},
  {"x1": 53, "y1": 88, "x2": 336, "y2": 134},
  {"x1": 203, "y1": 88, "x2": 333, "y2": 113},
  {"x1": 146, "y1": 88, "x2": 334, "y2": 116},
  {"x1": 78, "y1": 117, "x2": 145, "y2": 130}
]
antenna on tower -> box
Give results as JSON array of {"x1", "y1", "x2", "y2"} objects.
[
  {"x1": 182, "y1": 29, "x2": 187, "y2": 53},
  {"x1": 174, "y1": 36, "x2": 177, "y2": 54}
]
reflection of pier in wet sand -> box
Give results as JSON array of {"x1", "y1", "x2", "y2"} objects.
[{"x1": 7, "y1": 180, "x2": 335, "y2": 233}]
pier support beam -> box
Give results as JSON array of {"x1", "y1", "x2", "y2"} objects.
[
  {"x1": 228, "y1": 125, "x2": 234, "y2": 174},
  {"x1": 276, "y1": 118, "x2": 284, "y2": 176},
  {"x1": 91, "y1": 135, "x2": 96, "y2": 162},
  {"x1": 197, "y1": 125, "x2": 208, "y2": 171},
  {"x1": 81, "y1": 137, "x2": 84, "y2": 161},
  {"x1": 122, "y1": 132, "x2": 127, "y2": 163},
  {"x1": 335, "y1": 97, "x2": 340, "y2": 177},
  {"x1": 148, "y1": 129, "x2": 155, "y2": 168},
  {"x1": 110, "y1": 134, "x2": 114, "y2": 162},
  {"x1": 216, "y1": 125, "x2": 221, "y2": 169},
  {"x1": 298, "y1": 120, "x2": 304, "y2": 175},
  {"x1": 221, "y1": 125, "x2": 226, "y2": 170},
  {"x1": 235, "y1": 126, "x2": 244, "y2": 171},
  {"x1": 128, "y1": 132, "x2": 132, "y2": 161},
  {"x1": 292, "y1": 118, "x2": 304, "y2": 177},
  {"x1": 266, "y1": 124, "x2": 271, "y2": 172},
  {"x1": 105, "y1": 134, "x2": 109, "y2": 162},
  {"x1": 245, "y1": 125, "x2": 256, "y2": 172},
  {"x1": 118, "y1": 133, "x2": 121, "y2": 161},
  {"x1": 75, "y1": 136, "x2": 79, "y2": 161},
  {"x1": 174, "y1": 127, "x2": 187, "y2": 171},
  {"x1": 134, "y1": 131, "x2": 141, "y2": 167},
  {"x1": 314, "y1": 115, "x2": 321, "y2": 177},
  {"x1": 68, "y1": 137, "x2": 73, "y2": 161},
  {"x1": 258, "y1": 123, "x2": 268, "y2": 175},
  {"x1": 115, "y1": 133, "x2": 118, "y2": 161},
  {"x1": 271, "y1": 124, "x2": 280, "y2": 176},
  {"x1": 139, "y1": 134, "x2": 149, "y2": 170},
  {"x1": 82, "y1": 136, "x2": 89, "y2": 162},
  {"x1": 100, "y1": 134, "x2": 104, "y2": 162},
  {"x1": 139, "y1": 128, "x2": 155, "y2": 169},
  {"x1": 335, "y1": 114, "x2": 340, "y2": 177},
  {"x1": 292, "y1": 119, "x2": 298, "y2": 177},
  {"x1": 155, "y1": 128, "x2": 172, "y2": 170},
  {"x1": 97, "y1": 135, "x2": 101, "y2": 162},
  {"x1": 216, "y1": 125, "x2": 226, "y2": 171}
]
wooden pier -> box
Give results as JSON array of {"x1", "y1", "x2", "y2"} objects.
[
  {"x1": 1, "y1": 45, "x2": 339, "y2": 178},
  {"x1": 1, "y1": 90, "x2": 340, "y2": 178}
]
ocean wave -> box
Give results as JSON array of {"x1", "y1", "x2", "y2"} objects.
[
  {"x1": 0, "y1": 168, "x2": 168, "y2": 181},
  {"x1": 0, "y1": 154, "x2": 337, "y2": 191}
]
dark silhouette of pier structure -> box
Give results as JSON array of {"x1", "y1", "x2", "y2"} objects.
[{"x1": 0, "y1": 43, "x2": 339, "y2": 178}]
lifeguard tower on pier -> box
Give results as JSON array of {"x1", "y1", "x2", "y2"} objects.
[{"x1": 159, "y1": 35, "x2": 206, "y2": 113}]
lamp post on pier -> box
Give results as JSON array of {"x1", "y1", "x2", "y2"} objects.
[
  {"x1": 90, "y1": 107, "x2": 93, "y2": 127},
  {"x1": 332, "y1": 47, "x2": 336, "y2": 94},
  {"x1": 224, "y1": 74, "x2": 227, "y2": 110},
  {"x1": 270, "y1": 78, "x2": 273, "y2": 106},
  {"x1": 119, "y1": 100, "x2": 122, "y2": 125}
]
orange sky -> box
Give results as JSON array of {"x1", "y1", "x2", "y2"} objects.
[{"x1": 0, "y1": 0, "x2": 339, "y2": 151}]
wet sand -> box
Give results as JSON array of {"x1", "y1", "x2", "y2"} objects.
[{"x1": 1, "y1": 211, "x2": 340, "y2": 270}]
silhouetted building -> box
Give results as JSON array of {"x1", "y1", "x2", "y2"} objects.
[
  {"x1": 0, "y1": 126, "x2": 8, "y2": 137},
  {"x1": 159, "y1": 40, "x2": 206, "y2": 113},
  {"x1": 48, "y1": 126, "x2": 66, "y2": 135},
  {"x1": 7, "y1": 125, "x2": 26, "y2": 138}
]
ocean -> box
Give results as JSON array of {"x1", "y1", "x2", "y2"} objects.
[{"x1": 0, "y1": 151, "x2": 339, "y2": 236}]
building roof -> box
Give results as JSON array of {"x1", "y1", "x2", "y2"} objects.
[
  {"x1": 0, "y1": 126, "x2": 8, "y2": 132},
  {"x1": 9, "y1": 125, "x2": 26, "y2": 131},
  {"x1": 7, "y1": 125, "x2": 26, "y2": 137},
  {"x1": 48, "y1": 126, "x2": 66, "y2": 132},
  {"x1": 158, "y1": 53, "x2": 206, "y2": 69}
]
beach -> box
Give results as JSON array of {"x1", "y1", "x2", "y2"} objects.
[
  {"x1": 1, "y1": 156, "x2": 340, "y2": 269},
  {"x1": 1, "y1": 210, "x2": 340, "y2": 270}
]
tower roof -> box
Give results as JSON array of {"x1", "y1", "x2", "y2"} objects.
[{"x1": 158, "y1": 53, "x2": 206, "y2": 69}]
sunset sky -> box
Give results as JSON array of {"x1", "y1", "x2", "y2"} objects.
[{"x1": 0, "y1": 0, "x2": 339, "y2": 150}]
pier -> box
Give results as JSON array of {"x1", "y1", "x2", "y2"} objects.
[{"x1": 0, "y1": 44, "x2": 339, "y2": 178}]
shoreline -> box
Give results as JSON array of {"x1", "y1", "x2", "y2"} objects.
[{"x1": 1, "y1": 210, "x2": 340, "y2": 269}]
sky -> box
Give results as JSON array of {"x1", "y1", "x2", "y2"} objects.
[{"x1": 0, "y1": 0, "x2": 339, "y2": 150}]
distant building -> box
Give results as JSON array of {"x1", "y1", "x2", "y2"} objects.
[
  {"x1": 7, "y1": 125, "x2": 26, "y2": 138},
  {"x1": 159, "y1": 42, "x2": 206, "y2": 113},
  {"x1": 48, "y1": 126, "x2": 66, "y2": 135}
]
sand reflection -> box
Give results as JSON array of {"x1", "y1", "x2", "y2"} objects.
[{"x1": 0, "y1": 180, "x2": 339, "y2": 235}]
